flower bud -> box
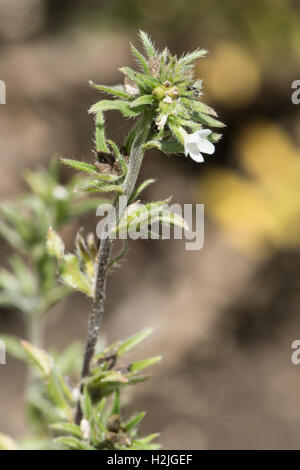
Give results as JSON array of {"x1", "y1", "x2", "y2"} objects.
[
  {"x1": 107, "y1": 414, "x2": 121, "y2": 433},
  {"x1": 152, "y1": 86, "x2": 166, "y2": 100}
]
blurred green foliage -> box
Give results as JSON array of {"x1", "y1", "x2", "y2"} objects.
[{"x1": 73, "y1": 0, "x2": 300, "y2": 62}]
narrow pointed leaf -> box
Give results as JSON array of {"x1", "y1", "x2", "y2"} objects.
[
  {"x1": 130, "y1": 356, "x2": 162, "y2": 373},
  {"x1": 47, "y1": 227, "x2": 65, "y2": 260},
  {"x1": 55, "y1": 436, "x2": 94, "y2": 450},
  {"x1": 144, "y1": 140, "x2": 184, "y2": 154},
  {"x1": 130, "y1": 43, "x2": 150, "y2": 73},
  {"x1": 95, "y1": 111, "x2": 109, "y2": 152},
  {"x1": 125, "y1": 412, "x2": 146, "y2": 432},
  {"x1": 61, "y1": 158, "x2": 98, "y2": 175},
  {"x1": 88, "y1": 100, "x2": 140, "y2": 118},
  {"x1": 0, "y1": 334, "x2": 25, "y2": 361},
  {"x1": 107, "y1": 139, "x2": 128, "y2": 174},
  {"x1": 50, "y1": 422, "x2": 83, "y2": 439},
  {"x1": 89, "y1": 81, "x2": 130, "y2": 99},
  {"x1": 111, "y1": 390, "x2": 120, "y2": 415},
  {"x1": 130, "y1": 95, "x2": 155, "y2": 108},
  {"x1": 192, "y1": 112, "x2": 225, "y2": 128},
  {"x1": 129, "y1": 178, "x2": 156, "y2": 203},
  {"x1": 178, "y1": 48, "x2": 208, "y2": 65},
  {"x1": 117, "y1": 328, "x2": 153, "y2": 357},
  {"x1": 139, "y1": 30, "x2": 157, "y2": 58},
  {"x1": 21, "y1": 340, "x2": 52, "y2": 378},
  {"x1": 60, "y1": 254, "x2": 93, "y2": 297},
  {"x1": 120, "y1": 67, "x2": 160, "y2": 92}
]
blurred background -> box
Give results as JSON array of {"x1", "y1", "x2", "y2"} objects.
[{"x1": 1, "y1": 0, "x2": 300, "y2": 450}]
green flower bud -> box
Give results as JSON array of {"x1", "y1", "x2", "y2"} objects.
[{"x1": 152, "y1": 86, "x2": 166, "y2": 100}]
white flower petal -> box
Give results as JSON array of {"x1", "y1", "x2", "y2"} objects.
[
  {"x1": 184, "y1": 133, "x2": 195, "y2": 145},
  {"x1": 197, "y1": 129, "x2": 212, "y2": 139},
  {"x1": 189, "y1": 150, "x2": 204, "y2": 162},
  {"x1": 184, "y1": 129, "x2": 214, "y2": 163},
  {"x1": 198, "y1": 139, "x2": 215, "y2": 155}
]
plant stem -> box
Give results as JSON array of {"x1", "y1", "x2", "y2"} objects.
[
  {"x1": 75, "y1": 112, "x2": 152, "y2": 423},
  {"x1": 25, "y1": 310, "x2": 44, "y2": 393},
  {"x1": 27, "y1": 311, "x2": 44, "y2": 349}
]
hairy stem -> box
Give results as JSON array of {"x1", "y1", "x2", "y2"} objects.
[{"x1": 75, "y1": 112, "x2": 152, "y2": 423}]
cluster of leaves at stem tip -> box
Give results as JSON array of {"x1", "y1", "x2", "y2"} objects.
[{"x1": 88, "y1": 30, "x2": 224, "y2": 158}]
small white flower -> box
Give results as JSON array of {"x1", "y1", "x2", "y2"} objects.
[{"x1": 184, "y1": 129, "x2": 215, "y2": 163}]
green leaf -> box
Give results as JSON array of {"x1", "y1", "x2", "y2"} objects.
[
  {"x1": 178, "y1": 48, "x2": 208, "y2": 65},
  {"x1": 183, "y1": 98, "x2": 218, "y2": 117},
  {"x1": 119, "y1": 67, "x2": 159, "y2": 93},
  {"x1": 88, "y1": 100, "x2": 140, "y2": 118},
  {"x1": 124, "y1": 121, "x2": 139, "y2": 155},
  {"x1": 21, "y1": 340, "x2": 52, "y2": 378},
  {"x1": 126, "y1": 374, "x2": 151, "y2": 385},
  {"x1": 113, "y1": 200, "x2": 165, "y2": 235},
  {"x1": 61, "y1": 158, "x2": 98, "y2": 175},
  {"x1": 167, "y1": 120, "x2": 186, "y2": 145},
  {"x1": 108, "y1": 239, "x2": 129, "y2": 270},
  {"x1": 130, "y1": 94, "x2": 155, "y2": 108},
  {"x1": 76, "y1": 181, "x2": 124, "y2": 195},
  {"x1": 55, "y1": 436, "x2": 94, "y2": 450},
  {"x1": 57, "y1": 372, "x2": 75, "y2": 404},
  {"x1": 46, "y1": 227, "x2": 65, "y2": 260},
  {"x1": 0, "y1": 334, "x2": 25, "y2": 361},
  {"x1": 0, "y1": 220, "x2": 22, "y2": 252},
  {"x1": 95, "y1": 398, "x2": 107, "y2": 433},
  {"x1": 144, "y1": 140, "x2": 184, "y2": 154},
  {"x1": 60, "y1": 254, "x2": 93, "y2": 297},
  {"x1": 50, "y1": 422, "x2": 83, "y2": 439},
  {"x1": 117, "y1": 328, "x2": 153, "y2": 357},
  {"x1": 111, "y1": 390, "x2": 120, "y2": 415},
  {"x1": 95, "y1": 111, "x2": 109, "y2": 152},
  {"x1": 130, "y1": 43, "x2": 150, "y2": 74},
  {"x1": 82, "y1": 387, "x2": 93, "y2": 420},
  {"x1": 46, "y1": 374, "x2": 72, "y2": 418},
  {"x1": 138, "y1": 433, "x2": 160, "y2": 444},
  {"x1": 100, "y1": 371, "x2": 128, "y2": 384},
  {"x1": 130, "y1": 356, "x2": 162, "y2": 373},
  {"x1": 89, "y1": 81, "x2": 130, "y2": 99},
  {"x1": 154, "y1": 210, "x2": 189, "y2": 231},
  {"x1": 129, "y1": 178, "x2": 156, "y2": 203},
  {"x1": 125, "y1": 412, "x2": 146, "y2": 432},
  {"x1": 115, "y1": 201, "x2": 178, "y2": 236},
  {"x1": 107, "y1": 139, "x2": 128, "y2": 174},
  {"x1": 192, "y1": 112, "x2": 225, "y2": 128},
  {"x1": 9, "y1": 255, "x2": 37, "y2": 295},
  {"x1": 133, "y1": 433, "x2": 161, "y2": 450},
  {"x1": 139, "y1": 30, "x2": 157, "y2": 58},
  {"x1": 132, "y1": 440, "x2": 161, "y2": 450},
  {"x1": 210, "y1": 133, "x2": 223, "y2": 143}
]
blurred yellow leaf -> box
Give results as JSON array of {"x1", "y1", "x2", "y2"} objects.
[
  {"x1": 199, "y1": 122, "x2": 300, "y2": 258},
  {"x1": 199, "y1": 41, "x2": 261, "y2": 107}
]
